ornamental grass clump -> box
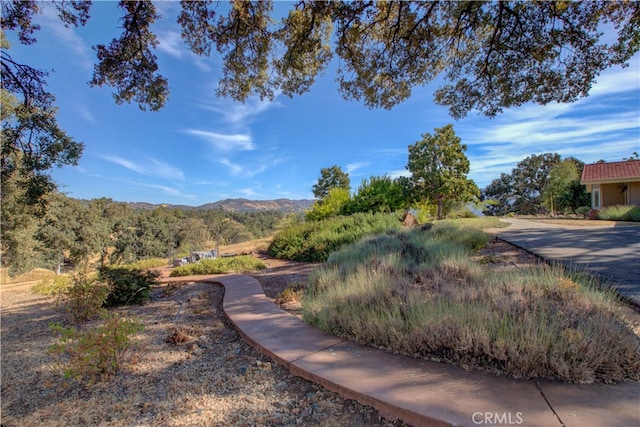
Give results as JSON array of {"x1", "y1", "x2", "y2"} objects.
[
  {"x1": 598, "y1": 205, "x2": 640, "y2": 222},
  {"x1": 302, "y1": 225, "x2": 640, "y2": 383}
]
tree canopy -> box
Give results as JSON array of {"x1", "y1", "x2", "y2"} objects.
[
  {"x1": 2, "y1": 1, "x2": 638, "y2": 116},
  {"x1": 311, "y1": 165, "x2": 350, "y2": 200},
  {"x1": 482, "y1": 153, "x2": 590, "y2": 216}
]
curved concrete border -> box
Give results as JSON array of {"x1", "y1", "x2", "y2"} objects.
[{"x1": 194, "y1": 274, "x2": 640, "y2": 427}]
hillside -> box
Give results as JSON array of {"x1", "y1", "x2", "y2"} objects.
[
  {"x1": 121, "y1": 198, "x2": 314, "y2": 213},
  {"x1": 198, "y1": 198, "x2": 313, "y2": 212}
]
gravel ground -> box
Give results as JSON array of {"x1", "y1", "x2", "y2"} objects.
[{"x1": 1, "y1": 269, "x2": 407, "y2": 426}]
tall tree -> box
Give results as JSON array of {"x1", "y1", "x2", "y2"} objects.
[
  {"x1": 482, "y1": 153, "x2": 589, "y2": 216},
  {"x1": 312, "y1": 165, "x2": 350, "y2": 200},
  {"x1": 1, "y1": 33, "x2": 84, "y2": 210},
  {"x1": 511, "y1": 153, "x2": 561, "y2": 214},
  {"x1": 0, "y1": 161, "x2": 46, "y2": 275},
  {"x1": 482, "y1": 173, "x2": 514, "y2": 216},
  {"x1": 407, "y1": 124, "x2": 479, "y2": 220},
  {"x1": 36, "y1": 193, "x2": 84, "y2": 269},
  {"x1": 1, "y1": 29, "x2": 84, "y2": 274}
]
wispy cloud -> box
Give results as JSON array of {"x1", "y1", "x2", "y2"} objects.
[
  {"x1": 463, "y1": 62, "x2": 640, "y2": 188},
  {"x1": 139, "y1": 182, "x2": 196, "y2": 199},
  {"x1": 74, "y1": 102, "x2": 96, "y2": 123},
  {"x1": 191, "y1": 178, "x2": 229, "y2": 187},
  {"x1": 217, "y1": 157, "x2": 243, "y2": 175},
  {"x1": 201, "y1": 94, "x2": 281, "y2": 129},
  {"x1": 155, "y1": 27, "x2": 212, "y2": 71},
  {"x1": 156, "y1": 30, "x2": 185, "y2": 59},
  {"x1": 346, "y1": 162, "x2": 369, "y2": 174},
  {"x1": 103, "y1": 156, "x2": 185, "y2": 181},
  {"x1": 185, "y1": 130, "x2": 255, "y2": 152},
  {"x1": 238, "y1": 187, "x2": 261, "y2": 198},
  {"x1": 589, "y1": 67, "x2": 640, "y2": 97},
  {"x1": 39, "y1": 4, "x2": 91, "y2": 68}
]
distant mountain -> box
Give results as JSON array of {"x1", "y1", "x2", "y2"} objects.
[
  {"x1": 121, "y1": 198, "x2": 314, "y2": 213},
  {"x1": 198, "y1": 198, "x2": 314, "y2": 212}
]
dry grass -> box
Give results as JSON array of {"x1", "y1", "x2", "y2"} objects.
[
  {"x1": 302, "y1": 228, "x2": 640, "y2": 384},
  {"x1": 1, "y1": 267, "x2": 56, "y2": 285}
]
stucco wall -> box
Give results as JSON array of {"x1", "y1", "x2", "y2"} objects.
[
  {"x1": 602, "y1": 183, "x2": 625, "y2": 207},
  {"x1": 629, "y1": 182, "x2": 640, "y2": 206}
]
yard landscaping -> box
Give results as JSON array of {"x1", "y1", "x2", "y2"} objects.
[
  {"x1": 3, "y1": 215, "x2": 639, "y2": 426},
  {"x1": 276, "y1": 218, "x2": 640, "y2": 384}
]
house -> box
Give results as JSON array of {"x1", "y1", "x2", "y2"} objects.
[{"x1": 580, "y1": 159, "x2": 640, "y2": 210}]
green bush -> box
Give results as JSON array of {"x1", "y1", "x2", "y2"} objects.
[
  {"x1": 49, "y1": 314, "x2": 143, "y2": 383},
  {"x1": 64, "y1": 270, "x2": 110, "y2": 321},
  {"x1": 302, "y1": 226, "x2": 640, "y2": 384},
  {"x1": 575, "y1": 206, "x2": 591, "y2": 218},
  {"x1": 41, "y1": 267, "x2": 110, "y2": 322},
  {"x1": 268, "y1": 212, "x2": 402, "y2": 262},
  {"x1": 32, "y1": 274, "x2": 72, "y2": 297},
  {"x1": 100, "y1": 266, "x2": 160, "y2": 307},
  {"x1": 169, "y1": 255, "x2": 267, "y2": 277},
  {"x1": 598, "y1": 205, "x2": 640, "y2": 222}
]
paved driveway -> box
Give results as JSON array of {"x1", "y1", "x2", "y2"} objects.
[{"x1": 493, "y1": 218, "x2": 640, "y2": 305}]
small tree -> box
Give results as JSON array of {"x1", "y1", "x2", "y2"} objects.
[
  {"x1": 312, "y1": 165, "x2": 350, "y2": 200},
  {"x1": 407, "y1": 124, "x2": 479, "y2": 219},
  {"x1": 543, "y1": 159, "x2": 582, "y2": 215}
]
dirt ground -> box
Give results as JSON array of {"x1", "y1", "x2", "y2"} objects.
[{"x1": 1, "y1": 237, "x2": 637, "y2": 426}]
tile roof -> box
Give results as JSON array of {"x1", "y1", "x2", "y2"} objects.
[{"x1": 581, "y1": 159, "x2": 640, "y2": 183}]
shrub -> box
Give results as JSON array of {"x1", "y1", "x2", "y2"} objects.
[
  {"x1": 268, "y1": 212, "x2": 402, "y2": 262},
  {"x1": 575, "y1": 206, "x2": 591, "y2": 218},
  {"x1": 128, "y1": 258, "x2": 168, "y2": 270},
  {"x1": 49, "y1": 314, "x2": 144, "y2": 383},
  {"x1": 100, "y1": 266, "x2": 160, "y2": 307},
  {"x1": 32, "y1": 274, "x2": 71, "y2": 297},
  {"x1": 46, "y1": 267, "x2": 110, "y2": 322},
  {"x1": 169, "y1": 255, "x2": 267, "y2": 277},
  {"x1": 302, "y1": 226, "x2": 640, "y2": 383},
  {"x1": 598, "y1": 205, "x2": 640, "y2": 222}
]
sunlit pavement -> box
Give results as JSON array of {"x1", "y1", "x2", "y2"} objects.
[{"x1": 494, "y1": 218, "x2": 640, "y2": 306}]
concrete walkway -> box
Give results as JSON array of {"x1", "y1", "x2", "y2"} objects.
[
  {"x1": 493, "y1": 218, "x2": 640, "y2": 305},
  {"x1": 207, "y1": 274, "x2": 640, "y2": 427}
]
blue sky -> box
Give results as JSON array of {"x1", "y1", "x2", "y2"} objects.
[{"x1": 6, "y1": 2, "x2": 640, "y2": 206}]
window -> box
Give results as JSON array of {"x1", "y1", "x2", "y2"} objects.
[{"x1": 593, "y1": 189, "x2": 601, "y2": 209}]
